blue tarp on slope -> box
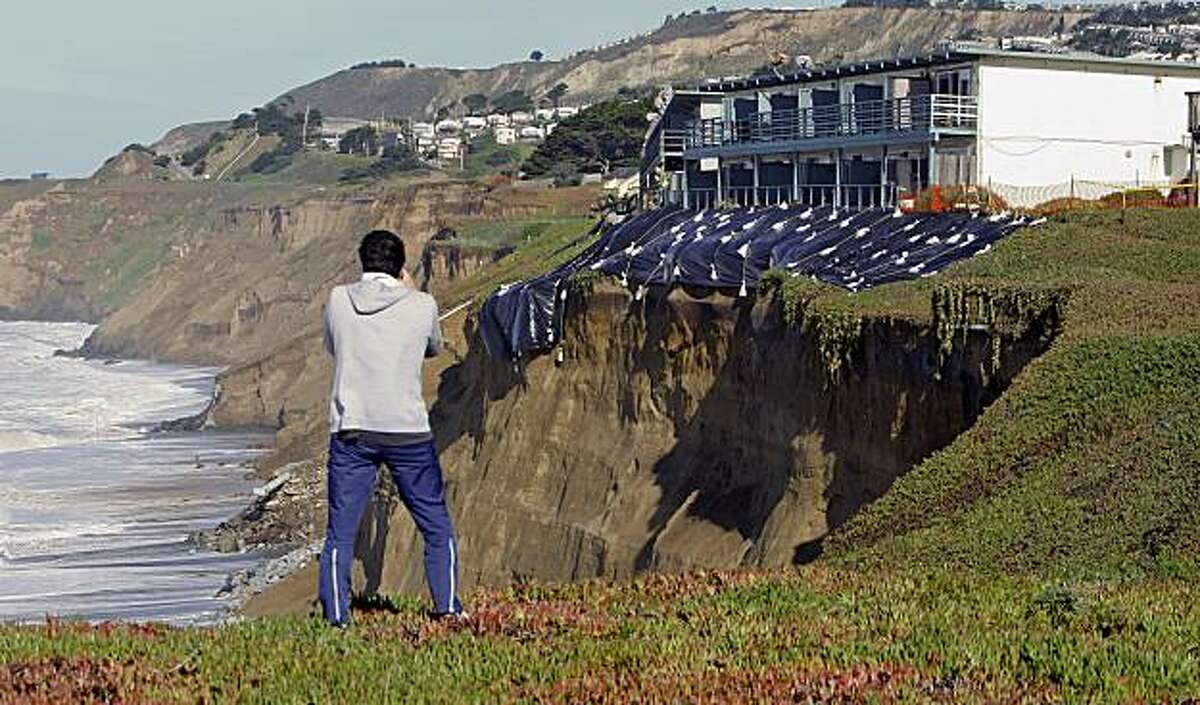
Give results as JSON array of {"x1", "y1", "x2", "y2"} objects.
[{"x1": 479, "y1": 205, "x2": 1036, "y2": 361}]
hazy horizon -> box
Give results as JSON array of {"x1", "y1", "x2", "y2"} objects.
[{"x1": 1, "y1": 0, "x2": 835, "y2": 179}]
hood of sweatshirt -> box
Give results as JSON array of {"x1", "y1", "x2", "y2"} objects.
[{"x1": 344, "y1": 278, "x2": 414, "y2": 315}]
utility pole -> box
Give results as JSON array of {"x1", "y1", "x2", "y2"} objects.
[{"x1": 302, "y1": 105, "x2": 311, "y2": 150}]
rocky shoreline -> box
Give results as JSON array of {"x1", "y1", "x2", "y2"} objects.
[{"x1": 190, "y1": 458, "x2": 327, "y2": 612}]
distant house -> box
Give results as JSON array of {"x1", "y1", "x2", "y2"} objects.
[
  {"x1": 495, "y1": 126, "x2": 518, "y2": 145},
  {"x1": 486, "y1": 113, "x2": 511, "y2": 127},
  {"x1": 463, "y1": 116, "x2": 488, "y2": 132},
  {"x1": 436, "y1": 119, "x2": 463, "y2": 135},
  {"x1": 510, "y1": 111, "x2": 534, "y2": 125},
  {"x1": 412, "y1": 122, "x2": 436, "y2": 139},
  {"x1": 30, "y1": 172, "x2": 50, "y2": 180},
  {"x1": 437, "y1": 136, "x2": 463, "y2": 163},
  {"x1": 603, "y1": 167, "x2": 642, "y2": 200},
  {"x1": 519, "y1": 126, "x2": 545, "y2": 141},
  {"x1": 554, "y1": 106, "x2": 579, "y2": 119}
]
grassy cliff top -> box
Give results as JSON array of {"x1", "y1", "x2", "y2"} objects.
[
  {"x1": 813, "y1": 209, "x2": 1200, "y2": 580},
  {"x1": 3, "y1": 208, "x2": 1198, "y2": 703},
  {"x1": 2, "y1": 565, "x2": 1196, "y2": 702}
]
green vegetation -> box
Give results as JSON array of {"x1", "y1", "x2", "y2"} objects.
[
  {"x1": 233, "y1": 151, "x2": 376, "y2": 185},
  {"x1": 4, "y1": 209, "x2": 1200, "y2": 703},
  {"x1": 490, "y1": 90, "x2": 534, "y2": 115},
  {"x1": 461, "y1": 134, "x2": 535, "y2": 177},
  {"x1": 3, "y1": 566, "x2": 1198, "y2": 703},
  {"x1": 452, "y1": 216, "x2": 593, "y2": 251},
  {"x1": 521, "y1": 98, "x2": 652, "y2": 180},
  {"x1": 28, "y1": 229, "x2": 52, "y2": 250},
  {"x1": 433, "y1": 215, "x2": 597, "y2": 307},
  {"x1": 235, "y1": 101, "x2": 324, "y2": 175},
  {"x1": 544, "y1": 82, "x2": 569, "y2": 108},
  {"x1": 337, "y1": 126, "x2": 378, "y2": 156},
  {"x1": 350, "y1": 58, "x2": 409, "y2": 69},
  {"x1": 180, "y1": 131, "x2": 227, "y2": 171},
  {"x1": 181, "y1": 102, "x2": 322, "y2": 178},
  {"x1": 338, "y1": 144, "x2": 425, "y2": 182},
  {"x1": 751, "y1": 209, "x2": 1200, "y2": 583},
  {"x1": 83, "y1": 237, "x2": 166, "y2": 311},
  {"x1": 461, "y1": 93, "x2": 489, "y2": 116}
]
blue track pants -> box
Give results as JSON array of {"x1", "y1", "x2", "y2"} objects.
[{"x1": 318, "y1": 435, "x2": 461, "y2": 626}]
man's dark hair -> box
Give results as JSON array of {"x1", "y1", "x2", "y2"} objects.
[{"x1": 358, "y1": 230, "x2": 406, "y2": 277}]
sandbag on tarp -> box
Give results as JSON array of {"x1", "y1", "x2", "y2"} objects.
[{"x1": 480, "y1": 205, "x2": 1035, "y2": 361}]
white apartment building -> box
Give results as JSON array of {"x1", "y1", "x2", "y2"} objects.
[{"x1": 642, "y1": 47, "x2": 1200, "y2": 209}]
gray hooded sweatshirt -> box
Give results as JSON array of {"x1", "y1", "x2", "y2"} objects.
[{"x1": 323, "y1": 273, "x2": 442, "y2": 434}]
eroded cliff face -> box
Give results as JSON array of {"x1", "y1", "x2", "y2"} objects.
[
  {"x1": 353, "y1": 283, "x2": 1060, "y2": 596},
  {"x1": 81, "y1": 181, "x2": 487, "y2": 366}
]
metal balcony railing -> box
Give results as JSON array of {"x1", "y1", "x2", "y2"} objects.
[
  {"x1": 641, "y1": 122, "x2": 692, "y2": 175},
  {"x1": 664, "y1": 183, "x2": 897, "y2": 211},
  {"x1": 688, "y1": 94, "x2": 978, "y2": 150}
]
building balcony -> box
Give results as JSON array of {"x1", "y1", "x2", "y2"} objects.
[
  {"x1": 666, "y1": 183, "x2": 897, "y2": 211},
  {"x1": 684, "y1": 94, "x2": 978, "y2": 158}
]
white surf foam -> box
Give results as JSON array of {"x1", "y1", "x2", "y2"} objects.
[
  {"x1": 0, "y1": 429, "x2": 66, "y2": 454},
  {"x1": 0, "y1": 320, "x2": 266, "y2": 624}
]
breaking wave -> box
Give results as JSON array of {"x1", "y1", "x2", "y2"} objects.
[{"x1": 0, "y1": 429, "x2": 65, "y2": 454}]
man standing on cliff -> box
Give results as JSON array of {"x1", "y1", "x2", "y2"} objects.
[{"x1": 318, "y1": 229, "x2": 462, "y2": 627}]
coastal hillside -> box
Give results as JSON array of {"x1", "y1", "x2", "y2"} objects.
[
  {"x1": 276, "y1": 7, "x2": 1084, "y2": 119},
  {"x1": 242, "y1": 207, "x2": 1196, "y2": 608},
  {"x1": 4, "y1": 208, "x2": 1198, "y2": 704}
]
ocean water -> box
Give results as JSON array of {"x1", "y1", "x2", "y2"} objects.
[{"x1": 0, "y1": 321, "x2": 269, "y2": 625}]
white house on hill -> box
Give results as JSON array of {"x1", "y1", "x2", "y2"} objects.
[{"x1": 495, "y1": 126, "x2": 517, "y2": 145}]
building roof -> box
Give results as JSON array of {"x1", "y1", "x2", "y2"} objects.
[{"x1": 692, "y1": 46, "x2": 1200, "y2": 94}]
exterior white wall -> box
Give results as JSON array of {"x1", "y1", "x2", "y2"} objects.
[
  {"x1": 977, "y1": 62, "x2": 1200, "y2": 186},
  {"x1": 699, "y1": 100, "x2": 723, "y2": 120}
]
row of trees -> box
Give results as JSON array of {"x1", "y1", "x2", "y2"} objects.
[
  {"x1": 337, "y1": 126, "x2": 424, "y2": 181},
  {"x1": 350, "y1": 59, "x2": 413, "y2": 70},
  {"x1": 456, "y1": 83, "x2": 571, "y2": 117},
  {"x1": 234, "y1": 100, "x2": 325, "y2": 174},
  {"x1": 664, "y1": 7, "x2": 720, "y2": 24},
  {"x1": 177, "y1": 100, "x2": 324, "y2": 177}
]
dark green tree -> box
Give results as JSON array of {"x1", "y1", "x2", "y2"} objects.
[
  {"x1": 339, "y1": 143, "x2": 424, "y2": 181},
  {"x1": 490, "y1": 90, "x2": 535, "y2": 114},
  {"x1": 338, "y1": 126, "x2": 379, "y2": 156},
  {"x1": 462, "y1": 93, "x2": 489, "y2": 115},
  {"x1": 521, "y1": 98, "x2": 652, "y2": 178},
  {"x1": 529, "y1": 49, "x2": 544, "y2": 61},
  {"x1": 545, "y1": 82, "x2": 569, "y2": 108}
]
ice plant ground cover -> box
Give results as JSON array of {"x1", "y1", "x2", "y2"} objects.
[
  {"x1": 1, "y1": 566, "x2": 1198, "y2": 703},
  {"x1": 2, "y1": 208, "x2": 1199, "y2": 703}
]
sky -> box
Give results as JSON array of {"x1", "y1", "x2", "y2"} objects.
[{"x1": 0, "y1": 0, "x2": 826, "y2": 179}]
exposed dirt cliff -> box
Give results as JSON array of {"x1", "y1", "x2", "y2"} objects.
[
  {"x1": 79, "y1": 179, "x2": 487, "y2": 365},
  {"x1": 321, "y1": 281, "x2": 1059, "y2": 602}
]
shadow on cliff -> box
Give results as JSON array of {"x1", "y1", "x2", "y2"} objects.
[
  {"x1": 628, "y1": 288, "x2": 1054, "y2": 571},
  {"x1": 353, "y1": 284, "x2": 1060, "y2": 590}
]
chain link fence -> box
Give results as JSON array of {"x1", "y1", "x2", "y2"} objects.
[{"x1": 957, "y1": 179, "x2": 1199, "y2": 212}]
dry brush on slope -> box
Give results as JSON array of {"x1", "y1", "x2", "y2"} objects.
[{"x1": 277, "y1": 7, "x2": 1085, "y2": 120}]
